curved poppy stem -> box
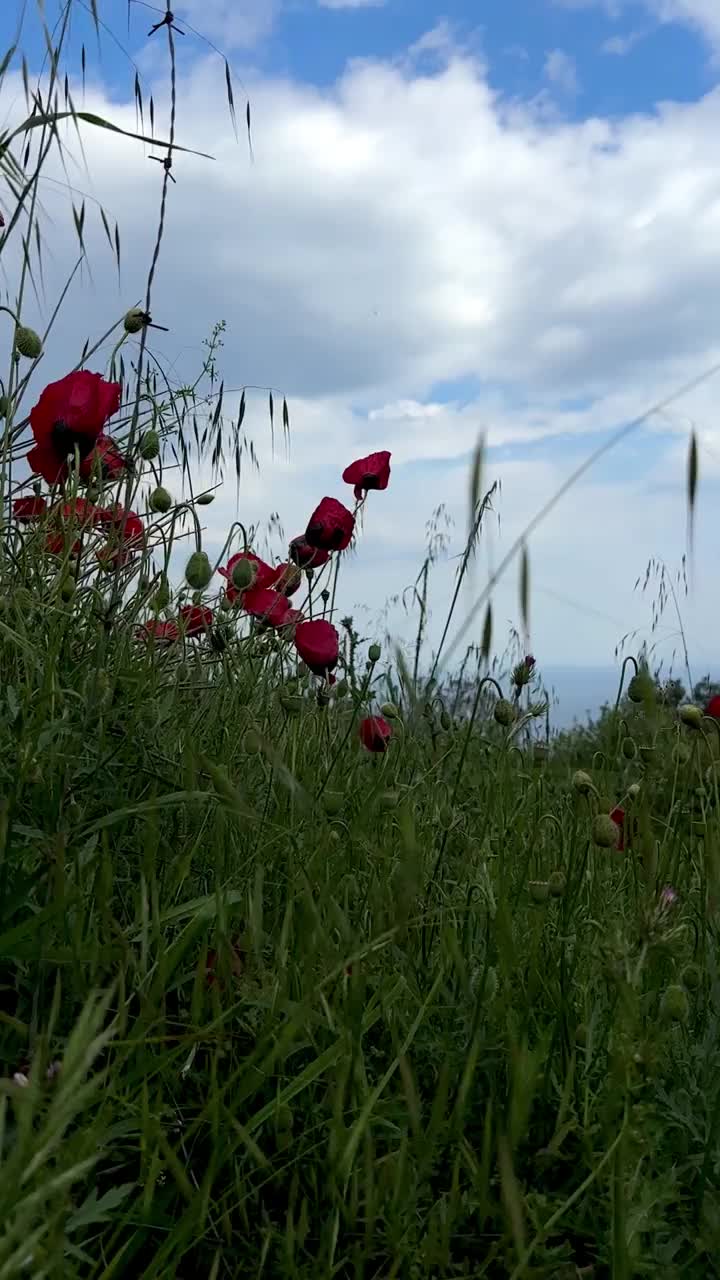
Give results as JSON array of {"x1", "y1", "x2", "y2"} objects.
[{"x1": 614, "y1": 655, "x2": 639, "y2": 715}]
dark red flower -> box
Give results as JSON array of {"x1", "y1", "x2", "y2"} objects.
[
  {"x1": 28, "y1": 371, "x2": 121, "y2": 486},
  {"x1": 46, "y1": 532, "x2": 80, "y2": 556},
  {"x1": 79, "y1": 434, "x2": 128, "y2": 481},
  {"x1": 359, "y1": 715, "x2": 392, "y2": 753},
  {"x1": 13, "y1": 496, "x2": 47, "y2": 522},
  {"x1": 342, "y1": 450, "x2": 391, "y2": 501},
  {"x1": 282, "y1": 608, "x2": 304, "y2": 628},
  {"x1": 610, "y1": 806, "x2": 626, "y2": 853},
  {"x1": 705, "y1": 695, "x2": 720, "y2": 720},
  {"x1": 305, "y1": 497, "x2": 355, "y2": 552},
  {"x1": 179, "y1": 605, "x2": 214, "y2": 637},
  {"x1": 294, "y1": 619, "x2": 340, "y2": 676},
  {"x1": 288, "y1": 536, "x2": 330, "y2": 570},
  {"x1": 137, "y1": 619, "x2": 179, "y2": 646},
  {"x1": 241, "y1": 587, "x2": 291, "y2": 627},
  {"x1": 270, "y1": 562, "x2": 302, "y2": 597}
]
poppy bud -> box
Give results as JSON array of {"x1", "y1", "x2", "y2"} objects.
[
  {"x1": 572, "y1": 770, "x2": 594, "y2": 795},
  {"x1": 681, "y1": 963, "x2": 701, "y2": 991},
  {"x1": 379, "y1": 789, "x2": 399, "y2": 810},
  {"x1": 368, "y1": 643, "x2": 381, "y2": 663},
  {"x1": 139, "y1": 429, "x2": 160, "y2": 460},
  {"x1": 185, "y1": 551, "x2": 213, "y2": 590},
  {"x1": 335, "y1": 679, "x2": 349, "y2": 698},
  {"x1": 380, "y1": 702, "x2": 401, "y2": 719},
  {"x1": 528, "y1": 880, "x2": 549, "y2": 903},
  {"x1": 196, "y1": 492, "x2": 215, "y2": 505},
  {"x1": 660, "y1": 984, "x2": 689, "y2": 1024},
  {"x1": 494, "y1": 698, "x2": 515, "y2": 727},
  {"x1": 60, "y1": 574, "x2": 76, "y2": 602},
  {"x1": 14, "y1": 325, "x2": 42, "y2": 359},
  {"x1": 149, "y1": 486, "x2": 172, "y2": 514},
  {"x1": 548, "y1": 869, "x2": 566, "y2": 898},
  {"x1": 243, "y1": 728, "x2": 262, "y2": 754},
  {"x1": 153, "y1": 575, "x2": 170, "y2": 610},
  {"x1": 592, "y1": 813, "x2": 620, "y2": 848},
  {"x1": 621, "y1": 737, "x2": 636, "y2": 760},
  {"x1": 232, "y1": 558, "x2": 257, "y2": 591},
  {"x1": 280, "y1": 694, "x2": 303, "y2": 715},
  {"x1": 679, "y1": 704, "x2": 703, "y2": 730},
  {"x1": 124, "y1": 307, "x2": 148, "y2": 334},
  {"x1": 628, "y1": 672, "x2": 653, "y2": 704},
  {"x1": 0, "y1": 394, "x2": 8, "y2": 418},
  {"x1": 627, "y1": 782, "x2": 641, "y2": 799},
  {"x1": 440, "y1": 709, "x2": 452, "y2": 731}
]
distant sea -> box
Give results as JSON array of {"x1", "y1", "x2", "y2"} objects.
[{"x1": 541, "y1": 666, "x2": 720, "y2": 731}]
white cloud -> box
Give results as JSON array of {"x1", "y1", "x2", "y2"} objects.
[
  {"x1": 7, "y1": 37, "x2": 720, "y2": 673},
  {"x1": 544, "y1": 48, "x2": 580, "y2": 94},
  {"x1": 601, "y1": 30, "x2": 646, "y2": 54},
  {"x1": 318, "y1": 0, "x2": 386, "y2": 9},
  {"x1": 175, "y1": 0, "x2": 278, "y2": 47},
  {"x1": 557, "y1": 0, "x2": 720, "y2": 51}
]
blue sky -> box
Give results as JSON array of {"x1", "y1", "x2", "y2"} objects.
[{"x1": 3, "y1": 0, "x2": 720, "y2": 684}]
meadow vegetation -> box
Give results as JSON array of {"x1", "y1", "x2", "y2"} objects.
[{"x1": 0, "y1": 5, "x2": 719, "y2": 1278}]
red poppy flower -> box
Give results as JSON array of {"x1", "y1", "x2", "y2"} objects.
[
  {"x1": 79, "y1": 434, "x2": 128, "y2": 481},
  {"x1": 342, "y1": 450, "x2": 391, "y2": 501},
  {"x1": 305, "y1": 497, "x2": 355, "y2": 552},
  {"x1": 610, "y1": 806, "x2": 625, "y2": 852},
  {"x1": 98, "y1": 505, "x2": 144, "y2": 545},
  {"x1": 294, "y1": 619, "x2": 340, "y2": 676},
  {"x1": 137, "y1": 619, "x2": 180, "y2": 646},
  {"x1": 58, "y1": 497, "x2": 102, "y2": 525},
  {"x1": 359, "y1": 715, "x2": 392, "y2": 753},
  {"x1": 46, "y1": 533, "x2": 80, "y2": 556},
  {"x1": 28, "y1": 371, "x2": 121, "y2": 486},
  {"x1": 241, "y1": 587, "x2": 291, "y2": 627},
  {"x1": 288, "y1": 536, "x2": 330, "y2": 570},
  {"x1": 271, "y1": 562, "x2": 302, "y2": 597},
  {"x1": 13, "y1": 496, "x2": 47, "y2": 522},
  {"x1": 179, "y1": 604, "x2": 214, "y2": 637},
  {"x1": 706, "y1": 695, "x2": 720, "y2": 720},
  {"x1": 281, "y1": 608, "x2": 305, "y2": 628}
]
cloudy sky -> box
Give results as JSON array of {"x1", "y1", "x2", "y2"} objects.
[{"x1": 3, "y1": 0, "x2": 720, "y2": 695}]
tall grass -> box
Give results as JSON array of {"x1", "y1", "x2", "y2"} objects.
[{"x1": 0, "y1": 4, "x2": 719, "y2": 1278}]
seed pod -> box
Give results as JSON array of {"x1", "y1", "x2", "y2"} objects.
[
  {"x1": 185, "y1": 551, "x2": 213, "y2": 590},
  {"x1": 14, "y1": 326, "x2": 42, "y2": 359}
]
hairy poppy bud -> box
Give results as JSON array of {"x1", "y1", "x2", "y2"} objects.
[
  {"x1": 679, "y1": 704, "x2": 703, "y2": 730},
  {"x1": 195, "y1": 492, "x2": 215, "y2": 505},
  {"x1": 440, "y1": 709, "x2": 452, "y2": 731},
  {"x1": 528, "y1": 880, "x2": 549, "y2": 903},
  {"x1": 149, "y1": 486, "x2": 172, "y2": 513},
  {"x1": 548, "y1": 869, "x2": 566, "y2": 898},
  {"x1": 243, "y1": 728, "x2": 262, "y2": 754},
  {"x1": 15, "y1": 325, "x2": 42, "y2": 359},
  {"x1": 572, "y1": 770, "x2": 594, "y2": 795},
  {"x1": 621, "y1": 737, "x2": 636, "y2": 760},
  {"x1": 60, "y1": 573, "x2": 76, "y2": 602},
  {"x1": 681, "y1": 963, "x2": 701, "y2": 991},
  {"x1": 124, "y1": 307, "x2": 148, "y2": 334},
  {"x1": 368, "y1": 642, "x2": 381, "y2": 663},
  {"x1": 139, "y1": 429, "x2": 160, "y2": 460},
  {"x1": 628, "y1": 672, "x2": 653, "y2": 704},
  {"x1": 592, "y1": 813, "x2": 620, "y2": 848},
  {"x1": 335, "y1": 679, "x2": 349, "y2": 698},
  {"x1": 660, "y1": 984, "x2": 689, "y2": 1024},
  {"x1": 494, "y1": 699, "x2": 515, "y2": 727},
  {"x1": 232, "y1": 558, "x2": 256, "y2": 591},
  {"x1": 380, "y1": 702, "x2": 401, "y2": 719},
  {"x1": 185, "y1": 551, "x2": 213, "y2": 590}
]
